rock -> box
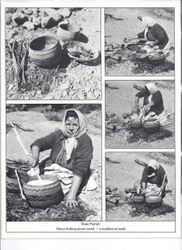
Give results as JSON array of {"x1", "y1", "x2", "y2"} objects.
[
  {"x1": 22, "y1": 8, "x2": 33, "y2": 15},
  {"x1": 33, "y1": 8, "x2": 40, "y2": 18},
  {"x1": 52, "y1": 12, "x2": 63, "y2": 23},
  {"x1": 41, "y1": 16, "x2": 56, "y2": 28},
  {"x1": 10, "y1": 28, "x2": 18, "y2": 36},
  {"x1": 58, "y1": 8, "x2": 71, "y2": 18},
  {"x1": 6, "y1": 8, "x2": 17, "y2": 14},
  {"x1": 22, "y1": 21, "x2": 34, "y2": 30},
  {"x1": 6, "y1": 13, "x2": 12, "y2": 25},
  {"x1": 32, "y1": 16, "x2": 41, "y2": 27},
  {"x1": 12, "y1": 12, "x2": 28, "y2": 26}
]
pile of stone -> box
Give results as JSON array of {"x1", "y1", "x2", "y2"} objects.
[{"x1": 6, "y1": 7, "x2": 71, "y2": 31}]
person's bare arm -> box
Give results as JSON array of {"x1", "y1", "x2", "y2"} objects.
[
  {"x1": 28, "y1": 145, "x2": 40, "y2": 167},
  {"x1": 66, "y1": 175, "x2": 83, "y2": 208},
  {"x1": 135, "y1": 96, "x2": 140, "y2": 108}
]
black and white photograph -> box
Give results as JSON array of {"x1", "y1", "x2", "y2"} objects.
[
  {"x1": 6, "y1": 104, "x2": 101, "y2": 221},
  {"x1": 105, "y1": 8, "x2": 175, "y2": 76},
  {"x1": 106, "y1": 152, "x2": 175, "y2": 221},
  {"x1": 5, "y1": 7, "x2": 101, "y2": 100},
  {"x1": 105, "y1": 80, "x2": 175, "y2": 149}
]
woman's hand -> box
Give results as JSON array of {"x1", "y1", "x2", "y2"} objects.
[
  {"x1": 66, "y1": 193, "x2": 78, "y2": 208},
  {"x1": 27, "y1": 154, "x2": 39, "y2": 168}
]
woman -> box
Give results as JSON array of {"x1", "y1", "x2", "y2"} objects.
[
  {"x1": 125, "y1": 16, "x2": 169, "y2": 50},
  {"x1": 28, "y1": 109, "x2": 93, "y2": 208},
  {"x1": 139, "y1": 159, "x2": 168, "y2": 198},
  {"x1": 134, "y1": 82, "x2": 165, "y2": 122}
]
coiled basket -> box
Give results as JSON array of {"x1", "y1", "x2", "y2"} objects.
[
  {"x1": 29, "y1": 36, "x2": 61, "y2": 68},
  {"x1": 145, "y1": 196, "x2": 163, "y2": 208},
  {"x1": 143, "y1": 118, "x2": 160, "y2": 133},
  {"x1": 23, "y1": 175, "x2": 64, "y2": 208}
]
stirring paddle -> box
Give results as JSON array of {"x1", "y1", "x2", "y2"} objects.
[{"x1": 10, "y1": 122, "x2": 42, "y2": 181}]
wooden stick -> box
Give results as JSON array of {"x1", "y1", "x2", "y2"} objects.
[
  {"x1": 15, "y1": 169, "x2": 26, "y2": 200},
  {"x1": 11, "y1": 122, "x2": 42, "y2": 181}
]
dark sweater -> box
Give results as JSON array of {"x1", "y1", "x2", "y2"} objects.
[
  {"x1": 136, "y1": 89, "x2": 164, "y2": 115},
  {"x1": 138, "y1": 23, "x2": 169, "y2": 49},
  {"x1": 31, "y1": 130, "x2": 93, "y2": 178},
  {"x1": 141, "y1": 165, "x2": 167, "y2": 187}
]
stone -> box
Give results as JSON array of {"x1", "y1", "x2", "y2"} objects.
[
  {"x1": 41, "y1": 16, "x2": 55, "y2": 28},
  {"x1": 22, "y1": 21, "x2": 35, "y2": 30},
  {"x1": 6, "y1": 8, "x2": 17, "y2": 14},
  {"x1": 22, "y1": 8, "x2": 33, "y2": 15},
  {"x1": 57, "y1": 8, "x2": 71, "y2": 18},
  {"x1": 6, "y1": 13, "x2": 12, "y2": 25},
  {"x1": 32, "y1": 16, "x2": 41, "y2": 27},
  {"x1": 52, "y1": 12, "x2": 63, "y2": 23},
  {"x1": 12, "y1": 12, "x2": 28, "y2": 26}
]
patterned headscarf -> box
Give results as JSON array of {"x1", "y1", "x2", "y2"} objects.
[{"x1": 62, "y1": 109, "x2": 86, "y2": 138}]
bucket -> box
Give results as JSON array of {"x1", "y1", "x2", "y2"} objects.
[{"x1": 23, "y1": 175, "x2": 64, "y2": 208}]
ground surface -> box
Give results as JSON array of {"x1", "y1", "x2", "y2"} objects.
[
  {"x1": 105, "y1": 80, "x2": 175, "y2": 149},
  {"x1": 105, "y1": 8, "x2": 174, "y2": 76},
  {"x1": 6, "y1": 8, "x2": 101, "y2": 100},
  {"x1": 106, "y1": 152, "x2": 175, "y2": 221},
  {"x1": 6, "y1": 107, "x2": 101, "y2": 221}
]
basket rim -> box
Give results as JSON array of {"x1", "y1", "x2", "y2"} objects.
[
  {"x1": 23, "y1": 175, "x2": 59, "y2": 188},
  {"x1": 63, "y1": 41, "x2": 99, "y2": 62},
  {"x1": 29, "y1": 35, "x2": 59, "y2": 52}
]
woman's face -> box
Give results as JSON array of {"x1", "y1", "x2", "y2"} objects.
[{"x1": 65, "y1": 116, "x2": 79, "y2": 137}]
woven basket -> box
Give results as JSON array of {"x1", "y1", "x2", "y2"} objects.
[
  {"x1": 29, "y1": 36, "x2": 61, "y2": 68},
  {"x1": 23, "y1": 175, "x2": 64, "y2": 208},
  {"x1": 143, "y1": 118, "x2": 160, "y2": 133},
  {"x1": 63, "y1": 41, "x2": 100, "y2": 64},
  {"x1": 145, "y1": 196, "x2": 163, "y2": 208},
  {"x1": 57, "y1": 20, "x2": 80, "y2": 42},
  {"x1": 130, "y1": 117, "x2": 142, "y2": 129},
  {"x1": 148, "y1": 52, "x2": 166, "y2": 65},
  {"x1": 133, "y1": 195, "x2": 144, "y2": 204}
]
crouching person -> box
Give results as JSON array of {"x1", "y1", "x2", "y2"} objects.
[
  {"x1": 28, "y1": 109, "x2": 93, "y2": 208},
  {"x1": 138, "y1": 159, "x2": 168, "y2": 198}
]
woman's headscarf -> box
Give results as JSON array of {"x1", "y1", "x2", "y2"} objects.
[
  {"x1": 62, "y1": 109, "x2": 86, "y2": 138},
  {"x1": 148, "y1": 159, "x2": 159, "y2": 170},
  {"x1": 137, "y1": 16, "x2": 156, "y2": 27},
  {"x1": 145, "y1": 82, "x2": 158, "y2": 95}
]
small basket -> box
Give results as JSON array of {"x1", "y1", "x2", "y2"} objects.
[
  {"x1": 148, "y1": 51, "x2": 166, "y2": 65},
  {"x1": 145, "y1": 196, "x2": 163, "y2": 208},
  {"x1": 63, "y1": 41, "x2": 100, "y2": 64},
  {"x1": 130, "y1": 117, "x2": 142, "y2": 129},
  {"x1": 143, "y1": 118, "x2": 160, "y2": 133},
  {"x1": 133, "y1": 195, "x2": 144, "y2": 204}
]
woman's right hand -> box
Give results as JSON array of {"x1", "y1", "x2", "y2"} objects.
[{"x1": 27, "y1": 154, "x2": 39, "y2": 168}]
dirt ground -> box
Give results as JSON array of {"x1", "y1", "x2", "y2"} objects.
[
  {"x1": 106, "y1": 152, "x2": 175, "y2": 221},
  {"x1": 6, "y1": 8, "x2": 101, "y2": 100},
  {"x1": 105, "y1": 80, "x2": 175, "y2": 149},
  {"x1": 105, "y1": 8, "x2": 174, "y2": 76},
  {"x1": 6, "y1": 107, "x2": 101, "y2": 221}
]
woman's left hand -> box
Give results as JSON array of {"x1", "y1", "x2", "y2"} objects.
[
  {"x1": 66, "y1": 193, "x2": 78, "y2": 208},
  {"x1": 66, "y1": 199, "x2": 78, "y2": 208}
]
